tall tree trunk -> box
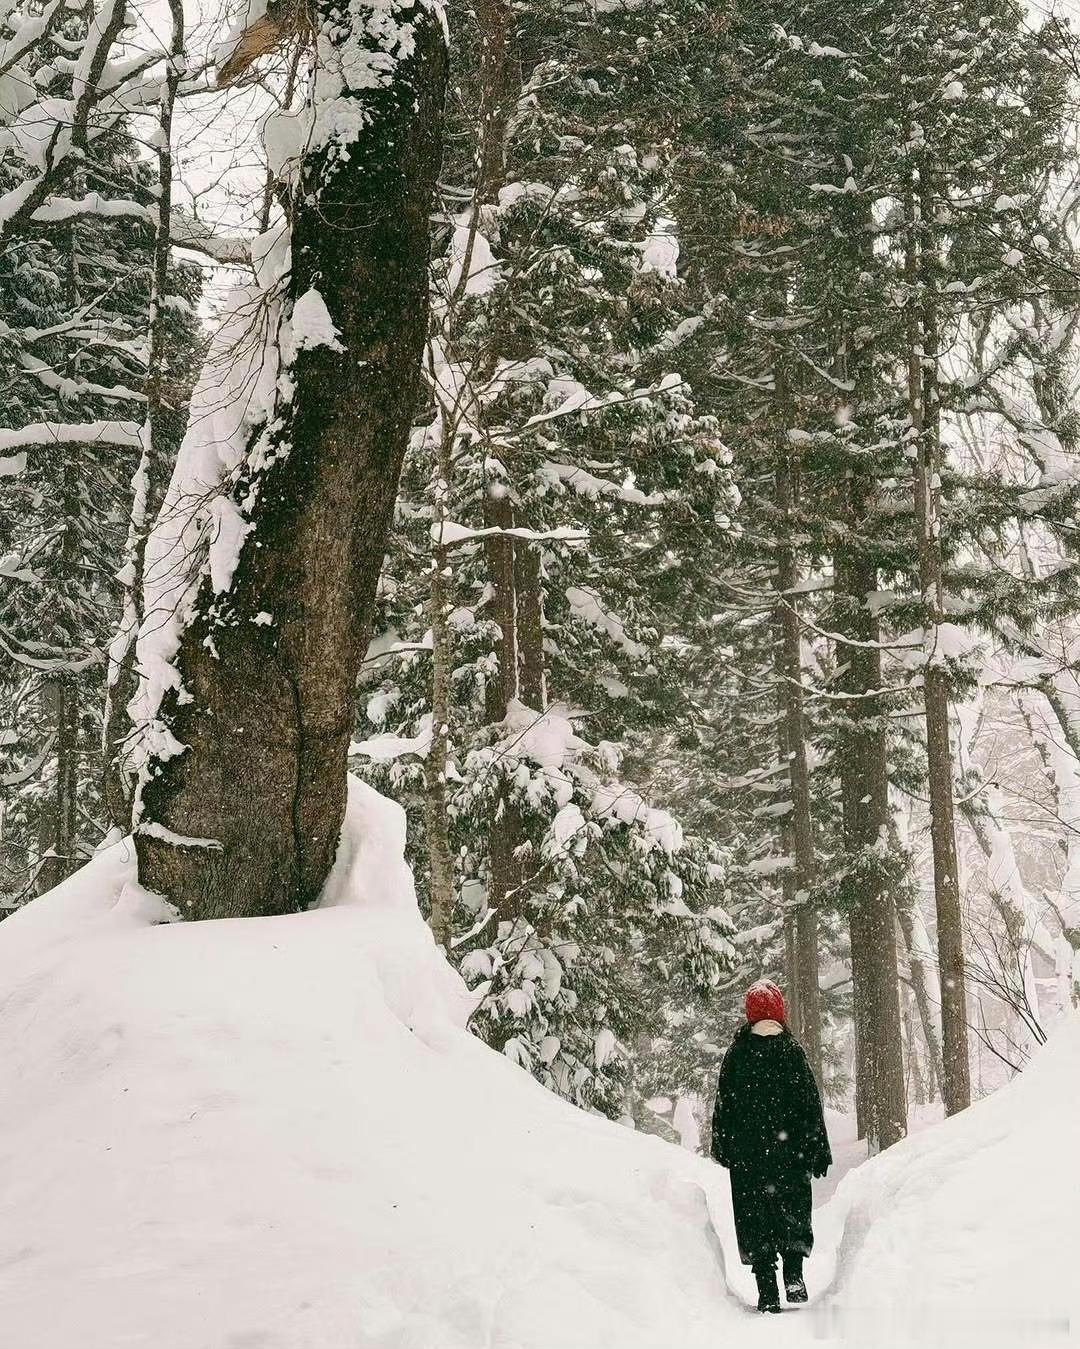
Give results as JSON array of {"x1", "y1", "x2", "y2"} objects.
[
  {"x1": 40, "y1": 449, "x2": 83, "y2": 891},
  {"x1": 458, "y1": 0, "x2": 530, "y2": 923},
  {"x1": 484, "y1": 484, "x2": 524, "y2": 918},
  {"x1": 426, "y1": 428, "x2": 456, "y2": 951},
  {"x1": 136, "y1": 4, "x2": 447, "y2": 918},
  {"x1": 895, "y1": 892, "x2": 943, "y2": 1101},
  {"x1": 906, "y1": 170, "x2": 971, "y2": 1115},
  {"x1": 37, "y1": 675, "x2": 78, "y2": 893},
  {"x1": 104, "y1": 0, "x2": 185, "y2": 829},
  {"x1": 772, "y1": 412, "x2": 822, "y2": 1081},
  {"x1": 779, "y1": 816, "x2": 801, "y2": 1029},
  {"x1": 515, "y1": 541, "x2": 546, "y2": 710},
  {"x1": 835, "y1": 514, "x2": 907, "y2": 1150},
  {"x1": 776, "y1": 702, "x2": 801, "y2": 1030},
  {"x1": 53, "y1": 672, "x2": 78, "y2": 880},
  {"x1": 902, "y1": 988, "x2": 926, "y2": 1108}
]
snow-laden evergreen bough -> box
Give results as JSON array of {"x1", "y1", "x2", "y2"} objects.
[
  {"x1": 0, "y1": 0, "x2": 200, "y2": 900},
  {"x1": 351, "y1": 0, "x2": 742, "y2": 1117}
]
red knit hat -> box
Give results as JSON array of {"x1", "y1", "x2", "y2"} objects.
[{"x1": 745, "y1": 980, "x2": 786, "y2": 1025}]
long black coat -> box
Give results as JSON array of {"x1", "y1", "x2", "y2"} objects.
[{"x1": 710, "y1": 1024, "x2": 831, "y2": 1266}]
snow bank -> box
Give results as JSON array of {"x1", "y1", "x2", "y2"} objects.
[
  {"x1": 0, "y1": 779, "x2": 737, "y2": 1349},
  {"x1": 3, "y1": 776, "x2": 1075, "y2": 1347},
  {"x1": 821, "y1": 1018, "x2": 1080, "y2": 1347}
]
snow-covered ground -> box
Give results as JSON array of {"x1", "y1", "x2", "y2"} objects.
[{"x1": 0, "y1": 779, "x2": 1075, "y2": 1348}]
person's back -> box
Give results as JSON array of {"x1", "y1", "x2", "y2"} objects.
[{"x1": 710, "y1": 980, "x2": 832, "y2": 1313}]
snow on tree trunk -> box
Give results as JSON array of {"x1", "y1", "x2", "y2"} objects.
[{"x1": 134, "y1": 0, "x2": 448, "y2": 919}]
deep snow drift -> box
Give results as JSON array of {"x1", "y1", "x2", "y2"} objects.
[{"x1": 0, "y1": 779, "x2": 1075, "y2": 1348}]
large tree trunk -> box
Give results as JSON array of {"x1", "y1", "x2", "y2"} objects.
[
  {"x1": 772, "y1": 418, "x2": 822, "y2": 1082},
  {"x1": 835, "y1": 521, "x2": 907, "y2": 1151},
  {"x1": 136, "y1": 6, "x2": 447, "y2": 918},
  {"x1": 906, "y1": 171, "x2": 971, "y2": 1115}
]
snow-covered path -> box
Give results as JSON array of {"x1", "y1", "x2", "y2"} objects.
[
  {"x1": 0, "y1": 781, "x2": 1075, "y2": 1349},
  {"x1": 707, "y1": 1067, "x2": 1077, "y2": 1349}
]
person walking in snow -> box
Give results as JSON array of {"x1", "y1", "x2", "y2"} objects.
[{"x1": 710, "y1": 980, "x2": 832, "y2": 1314}]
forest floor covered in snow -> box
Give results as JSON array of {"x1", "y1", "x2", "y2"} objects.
[{"x1": 0, "y1": 779, "x2": 1075, "y2": 1349}]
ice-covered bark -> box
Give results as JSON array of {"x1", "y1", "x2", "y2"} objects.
[{"x1": 134, "y1": 0, "x2": 448, "y2": 918}]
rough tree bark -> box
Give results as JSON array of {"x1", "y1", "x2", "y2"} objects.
[
  {"x1": 772, "y1": 409, "x2": 822, "y2": 1082},
  {"x1": 470, "y1": 0, "x2": 532, "y2": 921},
  {"x1": 901, "y1": 989, "x2": 926, "y2": 1107},
  {"x1": 136, "y1": 3, "x2": 448, "y2": 918},
  {"x1": 835, "y1": 512, "x2": 908, "y2": 1151},
  {"x1": 515, "y1": 540, "x2": 546, "y2": 710},
  {"x1": 776, "y1": 707, "x2": 801, "y2": 1034},
  {"x1": 483, "y1": 485, "x2": 525, "y2": 918},
  {"x1": 426, "y1": 425, "x2": 456, "y2": 951},
  {"x1": 895, "y1": 892, "x2": 944, "y2": 1101},
  {"x1": 906, "y1": 168, "x2": 971, "y2": 1115}
]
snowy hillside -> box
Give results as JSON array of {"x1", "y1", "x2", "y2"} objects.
[
  {"x1": 0, "y1": 779, "x2": 1075, "y2": 1348},
  {"x1": 0, "y1": 782, "x2": 736, "y2": 1349}
]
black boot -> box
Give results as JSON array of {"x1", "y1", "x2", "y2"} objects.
[
  {"x1": 752, "y1": 1259, "x2": 781, "y2": 1314},
  {"x1": 782, "y1": 1253, "x2": 807, "y2": 1304}
]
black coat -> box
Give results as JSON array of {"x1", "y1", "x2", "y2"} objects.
[{"x1": 710, "y1": 1024, "x2": 831, "y2": 1266}]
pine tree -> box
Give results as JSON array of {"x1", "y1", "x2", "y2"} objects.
[
  {"x1": 0, "y1": 5, "x2": 200, "y2": 902},
  {"x1": 352, "y1": 0, "x2": 742, "y2": 1115}
]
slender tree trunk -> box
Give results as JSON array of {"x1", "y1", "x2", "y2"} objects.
[
  {"x1": 835, "y1": 517, "x2": 907, "y2": 1150},
  {"x1": 773, "y1": 614, "x2": 800, "y2": 1027},
  {"x1": 848, "y1": 898, "x2": 874, "y2": 1142},
  {"x1": 902, "y1": 989, "x2": 926, "y2": 1107},
  {"x1": 38, "y1": 675, "x2": 78, "y2": 892},
  {"x1": 137, "y1": 4, "x2": 448, "y2": 917},
  {"x1": 779, "y1": 812, "x2": 802, "y2": 1033},
  {"x1": 54, "y1": 672, "x2": 78, "y2": 879},
  {"x1": 895, "y1": 893, "x2": 943, "y2": 1101},
  {"x1": 426, "y1": 429, "x2": 455, "y2": 951},
  {"x1": 772, "y1": 408, "x2": 822, "y2": 1081},
  {"x1": 906, "y1": 170, "x2": 971, "y2": 1115},
  {"x1": 41, "y1": 448, "x2": 83, "y2": 891},
  {"x1": 454, "y1": 0, "x2": 529, "y2": 923},
  {"x1": 484, "y1": 485, "x2": 525, "y2": 918},
  {"x1": 104, "y1": 0, "x2": 185, "y2": 829},
  {"x1": 515, "y1": 541, "x2": 546, "y2": 710},
  {"x1": 475, "y1": 0, "x2": 516, "y2": 199}
]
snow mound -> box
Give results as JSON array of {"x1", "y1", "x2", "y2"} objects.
[
  {"x1": 0, "y1": 779, "x2": 735, "y2": 1349},
  {"x1": 4, "y1": 776, "x2": 1076, "y2": 1347},
  {"x1": 822, "y1": 1016, "x2": 1080, "y2": 1347}
]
